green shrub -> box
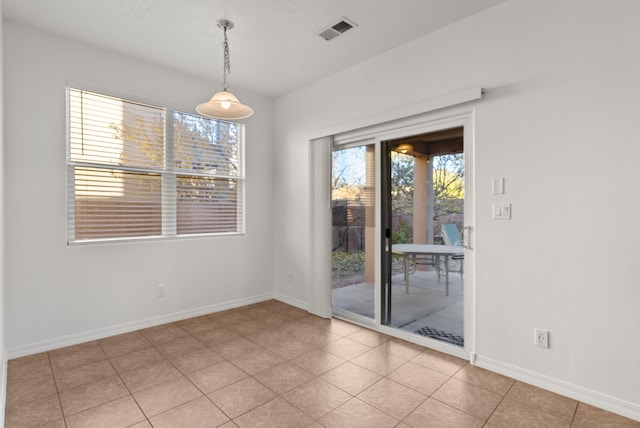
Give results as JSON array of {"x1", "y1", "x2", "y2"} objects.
[{"x1": 331, "y1": 251, "x2": 365, "y2": 277}]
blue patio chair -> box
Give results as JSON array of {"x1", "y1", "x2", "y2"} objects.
[{"x1": 441, "y1": 224, "x2": 464, "y2": 278}]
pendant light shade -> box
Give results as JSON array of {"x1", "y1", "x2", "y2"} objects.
[
  {"x1": 196, "y1": 19, "x2": 254, "y2": 120},
  {"x1": 196, "y1": 90, "x2": 254, "y2": 119}
]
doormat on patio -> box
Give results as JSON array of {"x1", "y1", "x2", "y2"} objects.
[{"x1": 415, "y1": 326, "x2": 464, "y2": 347}]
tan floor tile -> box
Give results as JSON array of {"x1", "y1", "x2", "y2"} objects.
[
  {"x1": 347, "y1": 329, "x2": 391, "y2": 348},
  {"x1": 357, "y1": 378, "x2": 427, "y2": 420},
  {"x1": 208, "y1": 377, "x2": 276, "y2": 418},
  {"x1": 212, "y1": 337, "x2": 262, "y2": 359},
  {"x1": 321, "y1": 361, "x2": 382, "y2": 395},
  {"x1": 150, "y1": 396, "x2": 229, "y2": 428},
  {"x1": 228, "y1": 349, "x2": 284, "y2": 375},
  {"x1": 53, "y1": 360, "x2": 117, "y2": 392},
  {"x1": 244, "y1": 329, "x2": 287, "y2": 348},
  {"x1": 49, "y1": 342, "x2": 107, "y2": 373},
  {"x1": 5, "y1": 392, "x2": 64, "y2": 428},
  {"x1": 177, "y1": 315, "x2": 221, "y2": 333},
  {"x1": 453, "y1": 365, "x2": 514, "y2": 396},
  {"x1": 192, "y1": 326, "x2": 241, "y2": 345},
  {"x1": 411, "y1": 348, "x2": 467, "y2": 376},
  {"x1": 291, "y1": 349, "x2": 346, "y2": 376},
  {"x1": 274, "y1": 305, "x2": 309, "y2": 319},
  {"x1": 432, "y1": 377, "x2": 503, "y2": 420},
  {"x1": 234, "y1": 398, "x2": 313, "y2": 428},
  {"x1": 6, "y1": 372, "x2": 57, "y2": 408},
  {"x1": 110, "y1": 347, "x2": 167, "y2": 373},
  {"x1": 263, "y1": 337, "x2": 316, "y2": 360},
  {"x1": 261, "y1": 312, "x2": 296, "y2": 327},
  {"x1": 59, "y1": 375, "x2": 129, "y2": 416},
  {"x1": 317, "y1": 398, "x2": 398, "y2": 428},
  {"x1": 118, "y1": 360, "x2": 182, "y2": 393},
  {"x1": 375, "y1": 339, "x2": 427, "y2": 361},
  {"x1": 351, "y1": 349, "x2": 406, "y2": 376},
  {"x1": 485, "y1": 395, "x2": 570, "y2": 428},
  {"x1": 253, "y1": 363, "x2": 315, "y2": 394},
  {"x1": 129, "y1": 421, "x2": 153, "y2": 428},
  {"x1": 283, "y1": 378, "x2": 351, "y2": 419},
  {"x1": 506, "y1": 381, "x2": 577, "y2": 422},
  {"x1": 323, "y1": 337, "x2": 371, "y2": 360},
  {"x1": 294, "y1": 328, "x2": 341, "y2": 348},
  {"x1": 219, "y1": 422, "x2": 240, "y2": 428},
  {"x1": 299, "y1": 315, "x2": 362, "y2": 336},
  {"x1": 156, "y1": 336, "x2": 207, "y2": 359},
  {"x1": 167, "y1": 346, "x2": 225, "y2": 373},
  {"x1": 211, "y1": 311, "x2": 252, "y2": 326},
  {"x1": 404, "y1": 398, "x2": 484, "y2": 428},
  {"x1": 572, "y1": 403, "x2": 640, "y2": 428},
  {"x1": 387, "y1": 362, "x2": 449, "y2": 396},
  {"x1": 186, "y1": 361, "x2": 248, "y2": 393},
  {"x1": 38, "y1": 421, "x2": 70, "y2": 428},
  {"x1": 97, "y1": 331, "x2": 152, "y2": 358},
  {"x1": 134, "y1": 376, "x2": 202, "y2": 417},
  {"x1": 140, "y1": 323, "x2": 189, "y2": 345},
  {"x1": 238, "y1": 306, "x2": 275, "y2": 320},
  {"x1": 283, "y1": 322, "x2": 340, "y2": 346},
  {"x1": 7, "y1": 352, "x2": 49, "y2": 368},
  {"x1": 7, "y1": 353, "x2": 52, "y2": 384},
  {"x1": 65, "y1": 396, "x2": 145, "y2": 428},
  {"x1": 228, "y1": 319, "x2": 274, "y2": 337}
]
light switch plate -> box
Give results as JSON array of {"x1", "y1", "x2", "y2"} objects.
[
  {"x1": 492, "y1": 177, "x2": 505, "y2": 195},
  {"x1": 493, "y1": 203, "x2": 511, "y2": 220}
]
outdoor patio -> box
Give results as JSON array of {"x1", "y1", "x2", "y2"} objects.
[{"x1": 332, "y1": 269, "x2": 464, "y2": 346}]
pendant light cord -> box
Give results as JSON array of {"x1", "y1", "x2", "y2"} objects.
[{"x1": 222, "y1": 23, "x2": 230, "y2": 91}]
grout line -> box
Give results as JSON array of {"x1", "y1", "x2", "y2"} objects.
[{"x1": 45, "y1": 352, "x2": 69, "y2": 428}]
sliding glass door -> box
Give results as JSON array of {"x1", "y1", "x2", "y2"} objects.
[
  {"x1": 382, "y1": 128, "x2": 466, "y2": 347},
  {"x1": 331, "y1": 143, "x2": 376, "y2": 322}
]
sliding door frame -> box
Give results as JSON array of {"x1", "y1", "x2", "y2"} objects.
[{"x1": 309, "y1": 88, "x2": 483, "y2": 360}]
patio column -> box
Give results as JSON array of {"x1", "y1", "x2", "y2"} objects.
[
  {"x1": 413, "y1": 154, "x2": 428, "y2": 245},
  {"x1": 364, "y1": 145, "x2": 375, "y2": 282},
  {"x1": 426, "y1": 157, "x2": 434, "y2": 244}
]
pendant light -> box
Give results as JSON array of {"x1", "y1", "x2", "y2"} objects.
[{"x1": 196, "y1": 19, "x2": 254, "y2": 120}]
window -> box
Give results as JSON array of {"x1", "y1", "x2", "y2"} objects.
[{"x1": 67, "y1": 88, "x2": 244, "y2": 243}]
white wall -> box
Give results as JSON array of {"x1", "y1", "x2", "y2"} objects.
[
  {"x1": 3, "y1": 20, "x2": 274, "y2": 356},
  {"x1": 0, "y1": 0, "x2": 7, "y2": 422},
  {"x1": 273, "y1": 0, "x2": 640, "y2": 419}
]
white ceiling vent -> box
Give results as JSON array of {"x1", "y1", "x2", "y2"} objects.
[{"x1": 317, "y1": 17, "x2": 358, "y2": 41}]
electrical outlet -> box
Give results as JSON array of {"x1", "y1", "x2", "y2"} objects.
[
  {"x1": 157, "y1": 283, "x2": 166, "y2": 298},
  {"x1": 535, "y1": 328, "x2": 549, "y2": 348}
]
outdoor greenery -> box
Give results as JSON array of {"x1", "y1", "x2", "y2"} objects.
[
  {"x1": 331, "y1": 251, "x2": 365, "y2": 277},
  {"x1": 331, "y1": 147, "x2": 465, "y2": 285}
]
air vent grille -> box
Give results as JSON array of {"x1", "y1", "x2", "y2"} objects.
[
  {"x1": 332, "y1": 20, "x2": 353, "y2": 34},
  {"x1": 317, "y1": 17, "x2": 358, "y2": 41}
]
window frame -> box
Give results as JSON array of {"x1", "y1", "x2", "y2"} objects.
[{"x1": 66, "y1": 85, "x2": 246, "y2": 245}]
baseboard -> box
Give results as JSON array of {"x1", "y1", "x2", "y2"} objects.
[
  {"x1": 7, "y1": 293, "x2": 273, "y2": 359},
  {"x1": 475, "y1": 354, "x2": 640, "y2": 422},
  {"x1": 272, "y1": 292, "x2": 309, "y2": 311}
]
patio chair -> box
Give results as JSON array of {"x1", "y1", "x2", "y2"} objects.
[{"x1": 441, "y1": 224, "x2": 464, "y2": 278}]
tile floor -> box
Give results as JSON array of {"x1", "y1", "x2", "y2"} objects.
[{"x1": 5, "y1": 300, "x2": 640, "y2": 428}]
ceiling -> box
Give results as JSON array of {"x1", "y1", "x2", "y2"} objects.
[{"x1": 2, "y1": 0, "x2": 507, "y2": 97}]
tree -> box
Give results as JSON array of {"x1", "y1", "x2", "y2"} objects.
[
  {"x1": 391, "y1": 152, "x2": 414, "y2": 215},
  {"x1": 433, "y1": 154, "x2": 464, "y2": 223}
]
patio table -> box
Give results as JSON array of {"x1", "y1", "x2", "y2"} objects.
[{"x1": 392, "y1": 244, "x2": 463, "y2": 296}]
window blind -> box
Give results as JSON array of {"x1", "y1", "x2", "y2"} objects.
[{"x1": 67, "y1": 88, "x2": 244, "y2": 243}]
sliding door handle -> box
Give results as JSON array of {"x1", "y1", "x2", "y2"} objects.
[{"x1": 461, "y1": 225, "x2": 472, "y2": 249}]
